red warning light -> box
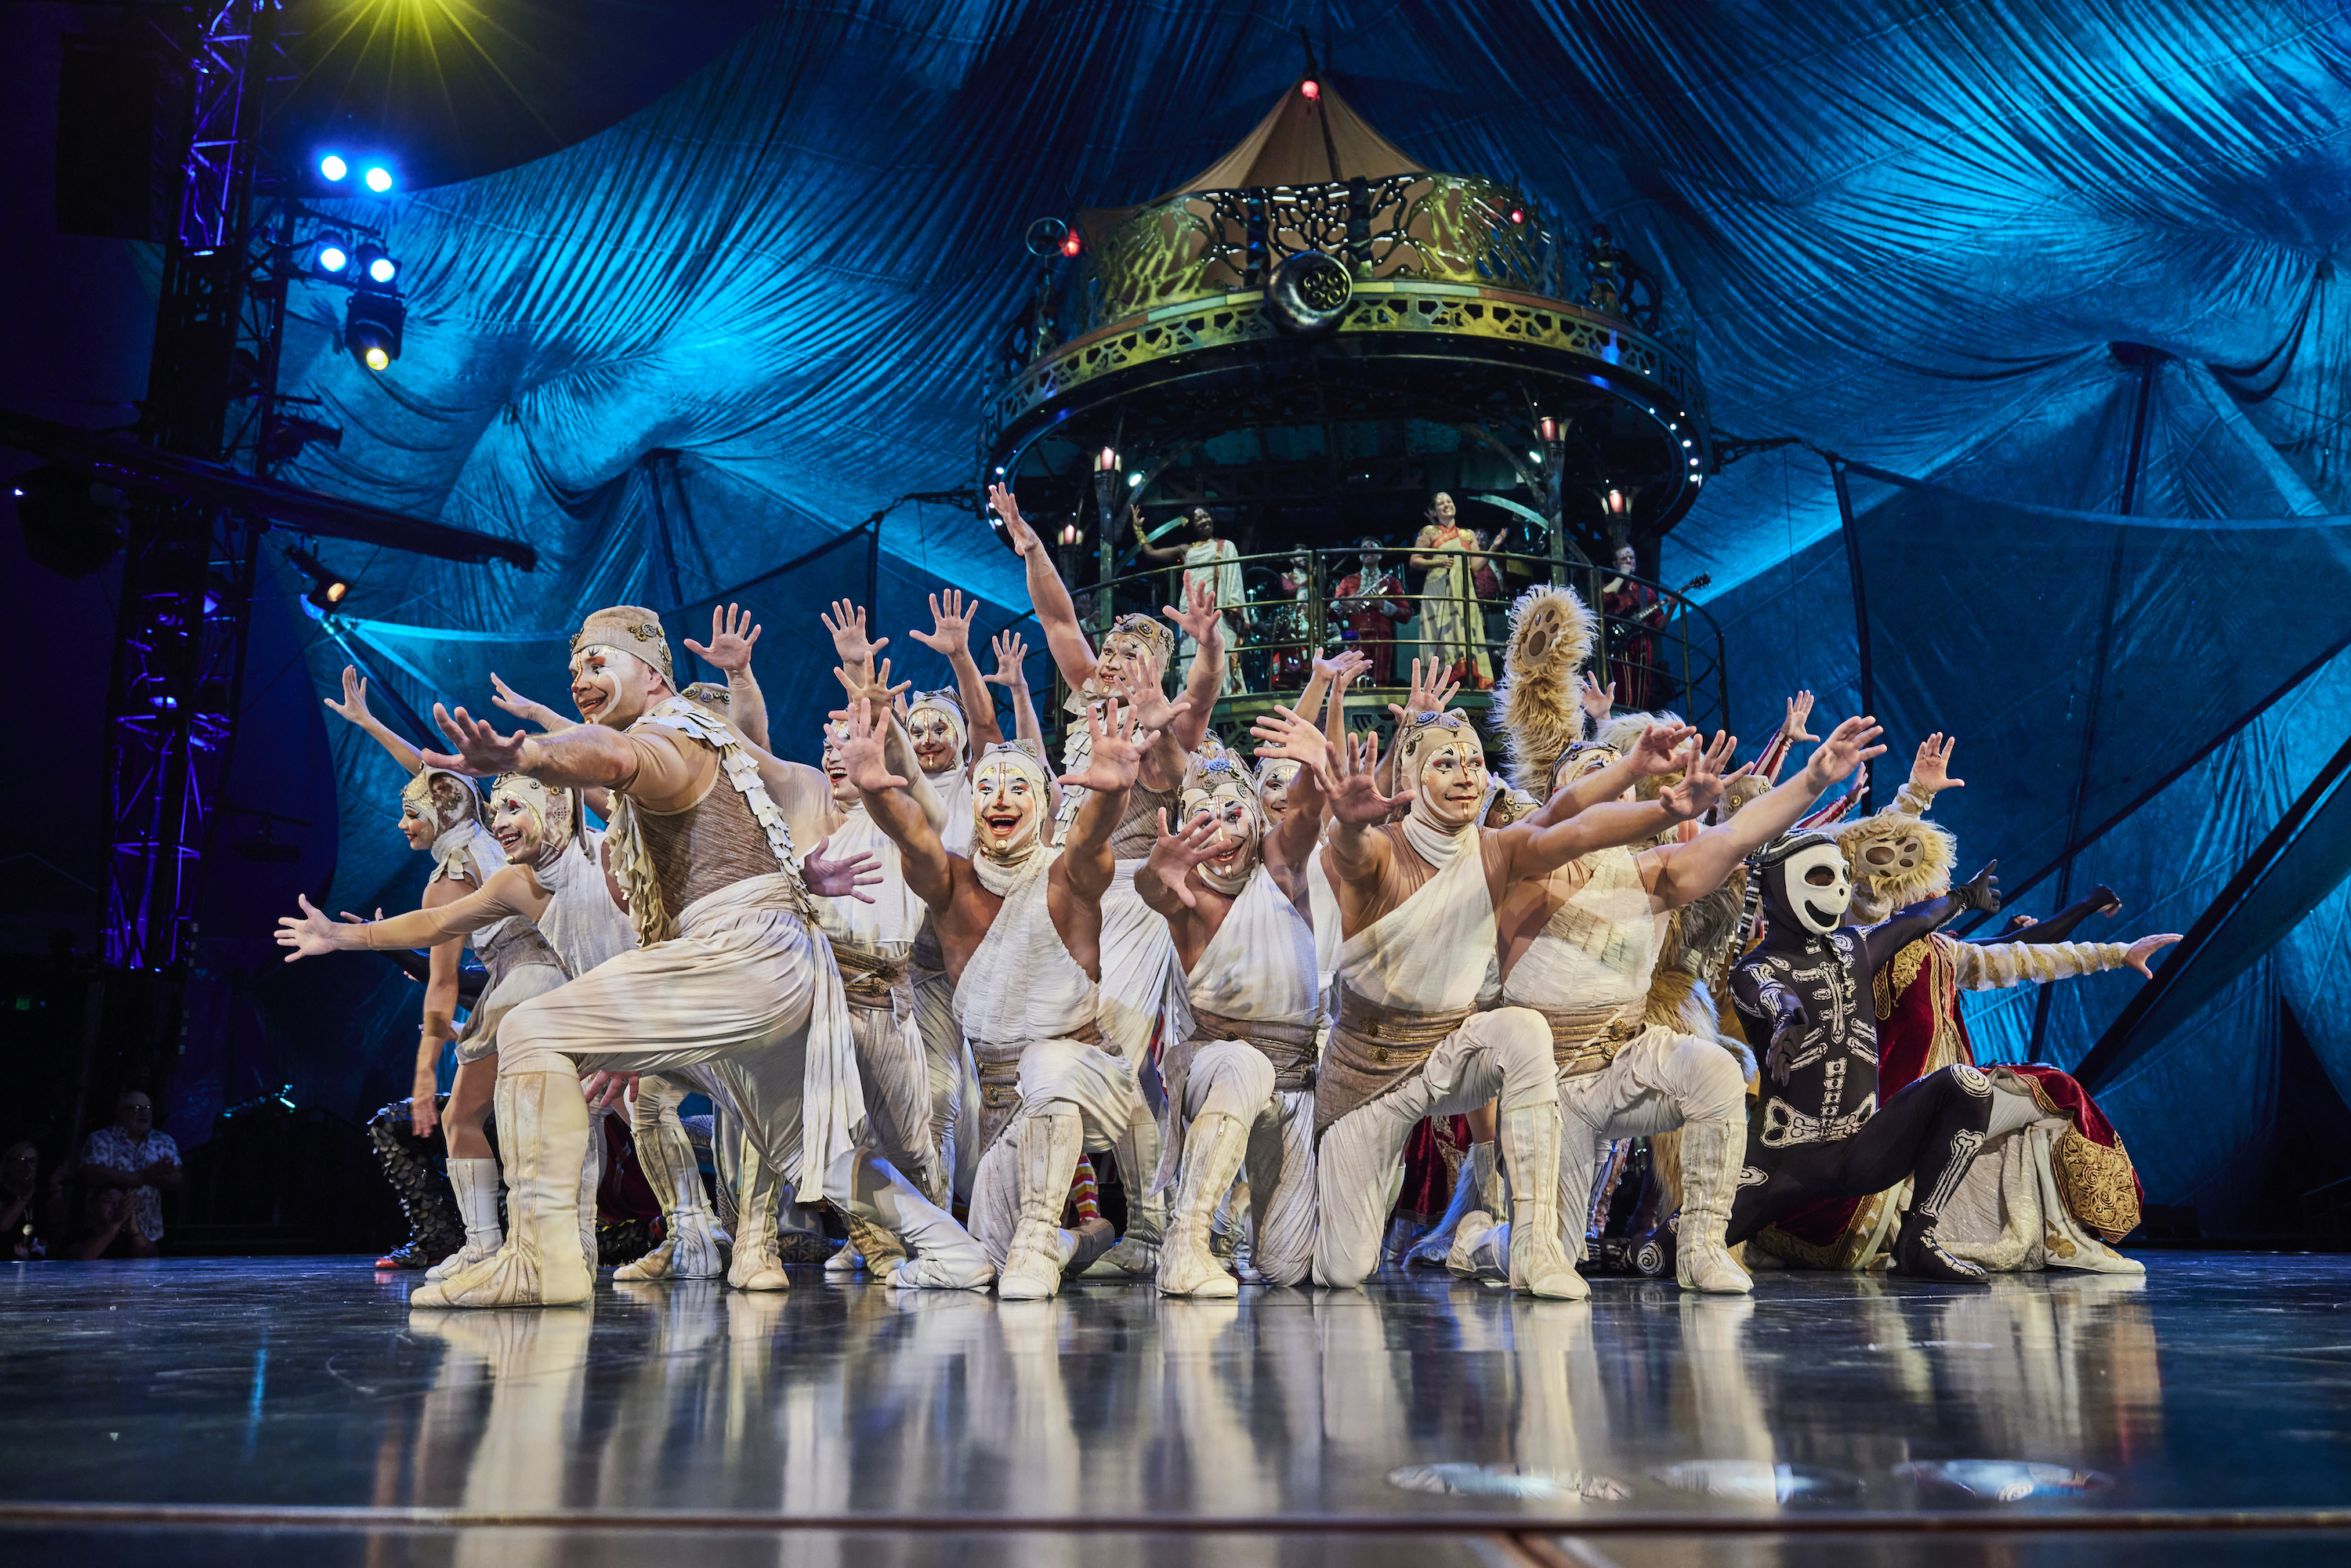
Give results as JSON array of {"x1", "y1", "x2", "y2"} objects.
[
  {"x1": 1302, "y1": 79, "x2": 1320, "y2": 100},
  {"x1": 1061, "y1": 231, "x2": 1082, "y2": 258},
  {"x1": 1509, "y1": 207, "x2": 1526, "y2": 224}
]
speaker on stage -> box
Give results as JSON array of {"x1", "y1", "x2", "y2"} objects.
[{"x1": 54, "y1": 35, "x2": 190, "y2": 241}]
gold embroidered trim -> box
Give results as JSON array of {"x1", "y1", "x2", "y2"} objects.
[{"x1": 2051, "y1": 1126, "x2": 2139, "y2": 1243}]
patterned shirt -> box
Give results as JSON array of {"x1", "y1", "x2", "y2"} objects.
[{"x1": 80, "y1": 1125, "x2": 179, "y2": 1241}]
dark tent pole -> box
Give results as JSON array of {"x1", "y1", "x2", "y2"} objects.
[
  {"x1": 2074, "y1": 724, "x2": 2351, "y2": 1092},
  {"x1": 2028, "y1": 353, "x2": 2156, "y2": 1060},
  {"x1": 1827, "y1": 454, "x2": 1873, "y2": 813}
]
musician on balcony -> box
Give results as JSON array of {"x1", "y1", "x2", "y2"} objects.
[{"x1": 1330, "y1": 536, "x2": 1412, "y2": 686}]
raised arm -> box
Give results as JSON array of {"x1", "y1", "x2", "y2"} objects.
[
  {"x1": 1103, "y1": 653, "x2": 1196, "y2": 795},
  {"x1": 277, "y1": 864, "x2": 546, "y2": 960},
  {"x1": 1248, "y1": 702, "x2": 1334, "y2": 895},
  {"x1": 323, "y1": 665, "x2": 426, "y2": 776},
  {"x1": 839, "y1": 698, "x2": 955, "y2": 909},
  {"x1": 1056, "y1": 699, "x2": 1149, "y2": 901},
  {"x1": 835, "y1": 659, "x2": 945, "y2": 830},
  {"x1": 908, "y1": 589, "x2": 1003, "y2": 751},
  {"x1": 1321, "y1": 729, "x2": 1410, "y2": 889},
  {"x1": 489, "y1": 672, "x2": 578, "y2": 736},
  {"x1": 984, "y1": 630, "x2": 1059, "y2": 820},
  {"x1": 1858, "y1": 865, "x2": 1999, "y2": 976},
  {"x1": 1131, "y1": 509, "x2": 1187, "y2": 567},
  {"x1": 1505, "y1": 751, "x2": 1720, "y2": 882},
  {"x1": 1523, "y1": 719, "x2": 1702, "y2": 828},
  {"x1": 1982, "y1": 885, "x2": 2121, "y2": 946},
  {"x1": 422, "y1": 703, "x2": 700, "y2": 799},
  {"x1": 1951, "y1": 929, "x2": 2179, "y2": 987},
  {"x1": 991, "y1": 483, "x2": 1096, "y2": 690},
  {"x1": 684, "y1": 602, "x2": 770, "y2": 751},
  {"x1": 1376, "y1": 659, "x2": 1462, "y2": 796},
  {"x1": 1165, "y1": 576, "x2": 1224, "y2": 754},
  {"x1": 1650, "y1": 718, "x2": 1882, "y2": 907}
]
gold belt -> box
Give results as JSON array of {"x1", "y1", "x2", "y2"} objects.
[
  {"x1": 1523, "y1": 1003, "x2": 1640, "y2": 1077},
  {"x1": 1190, "y1": 1006, "x2": 1318, "y2": 1092},
  {"x1": 1313, "y1": 983, "x2": 1477, "y2": 1143}
]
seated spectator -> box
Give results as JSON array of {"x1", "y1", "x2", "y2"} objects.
[
  {"x1": 2, "y1": 1141, "x2": 67, "y2": 1260},
  {"x1": 73, "y1": 1091, "x2": 180, "y2": 1259}
]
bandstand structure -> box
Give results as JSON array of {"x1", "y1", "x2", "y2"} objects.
[{"x1": 976, "y1": 71, "x2": 1730, "y2": 750}]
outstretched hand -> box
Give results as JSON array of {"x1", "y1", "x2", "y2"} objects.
[
  {"x1": 984, "y1": 629, "x2": 1031, "y2": 687},
  {"x1": 1956, "y1": 860, "x2": 2001, "y2": 914},
  {"x1": 2087, "y1": 884, "x2": 2123, "y2": 917},
  {"x1": 275, "y1": 893, "x2": 345, "y2": 961},
  {"x1": 1658, "y1": 732, "x2": 1744, "y2": 821},
  {"x1": 907, "y1": 589, "x2": 976, "y2": 658},
  {"x1": 488, "y1": 672, "x2": 563, "y2": 731},
  {"x1": 1164, "y1": 576, "x2": 1224, "y2": 645},
  {"x1": 685, "y1": 602, "x2": 763, "y2": 675},
  {"x1": 1057, "y1": 699, "x2": 1158, "y2": 794},
  {"x1": 802, "y1": 835, "x2": 884, "y2": 904},
  {"x1": 832, "y1": 657, "x2": 913, "y2": 719},
  {"x1": 988, "y1": 483, "x2": 1042, "y2": 558},
  {"x1": 1103, "y1": 654, "x2": 1181, "y2": 732},
  {"x1": 419, "y1": 704, "x2": 529, "y2": 777},
  {"x1": 1625, "y1": 719, "x2": 1702, "y2": 777},
  {"x1": 1313, "y1": 649, "x2": 1371, "y2": 690},
  {"x1": 1386, "y1": 657, "x2": 1461, "y2": 726},
  {"x1": 1911, "y1": 732, "x2": 1964, "y2": 794},
  {"x1": 1324, "y1": 730, "x2": 1413, "y2": 825},
  {"x1": 1578, "y1": 671, "x2": 1615, "y2": 723},
  {"x1": 1144, "y1": 807, "x2": 1223, "y2": 910},
  {"x1": 323, "y1": 665, "x2": 376, "y2": 729},
  {"x1": 2125, "y1": 932, "x2": 2183, "y2": 976},
  {"x1": 832, "y1": 699, "x2": 907, "y2": 793},
  {"x1": 1249, "y1": 701, "x2": 1331, "y2": 773},
  {"x1": 820, "y1": 600, "x2": 885, "y2": 669},
  {"x1": 1781, "y1": 689, "x2": 1817, "y2": 743},
  {"x1": 1798, "y1": 715, "x2": 1889, "y2": 792}
]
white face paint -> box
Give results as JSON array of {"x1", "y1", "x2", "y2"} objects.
[
  {"x1": 1180, "y1": 781, "x2": 1262, "y2": 883},
  {"x1": 1779, "y1": 841, "x2": 1853, "y2": 936},
  {"x1": 568, "y1": 646, "x2": 663, "y2": 729},
  {"x1": 491, "y1": 787, "x2": 548, "y2": 864},
  {"x1": 820, "y1": 726, "x2": 856, "y2": 806},
  {"x1": 1414, "y1": 737, "x2": 1488, "y2": 827},
  {"x1": 1256, "y1": 761, "x2": 1300, "y2": 823},
  {"x1": 972, "y1": 755, "x2": 1044, "y2": 859},
  {"x1": 906, "y1": 705, "x2": 962, "y2": 775}
]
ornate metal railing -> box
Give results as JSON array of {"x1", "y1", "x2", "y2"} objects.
[
  {"x1": 1004, "y1": 173, "x2": 1686, "y2": 375},
  {"x1": 1045, "y1": 544, "x2": 1728, "y2": 761}
]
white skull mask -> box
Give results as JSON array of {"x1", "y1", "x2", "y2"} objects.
[{"x1": 1766, "y1": 839, "x2": 1853, "y2": 936}]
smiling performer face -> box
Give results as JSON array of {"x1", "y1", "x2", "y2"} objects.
[
  {"x1": 489, "y1": 775, "x2": 581, "y2": 870},
  {"x1": 906, "y1": 691, "x2": 969, "y2": 779},
  {"x1": 1179, "y1": 748, "x2": 1264, "y2": 894},
  {"x1": 969, "y1": 742, "x2": 1049, "y2": 878},
  {"x1": 567, "y1": 609, "x2": 676, "y2": 729}
]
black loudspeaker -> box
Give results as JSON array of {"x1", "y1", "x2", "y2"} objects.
[{"x1": 54, "y1": 36, "x2": 190, "y2": 241}]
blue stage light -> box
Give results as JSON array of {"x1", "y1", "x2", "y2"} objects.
[
  {"x1": 363, "y1": 164, "x2": 393, "y2": 194},
  {"x1": 368, "y1": 255, "x2": 397, "y2": 284},
  {"x1": 316, "y1": 242, "x2": 348, "y2": 274},
  {"x1": 319, "y1": 154, "x2": 348, "y2": 182}
]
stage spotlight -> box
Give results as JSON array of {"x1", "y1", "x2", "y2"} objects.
[
  {"x1": 344, "y1": 292, "x2": 406, "y2": 371},
  {"x1": 353, "y1": 241, "x2": 397, "y2": 286},
  {"x1": 313, "y1": 238, "x2": 350, "y2": 277},
  {"x1": 284, "y1": 544, "x2": 353, "y2": 612},
  {"x1": 9, "y1": 465, "x2": 125, "y2": 580},
  {"x1": 363, "y1": 163, "x2": 393, "y2": 194},
  {"x1": 319, "y1": 153, "x2": 348, "y2": 182}
]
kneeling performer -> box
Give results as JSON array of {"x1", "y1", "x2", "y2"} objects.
[{"x1": 840, "y1": 696, "x2": 1168, "y2": 1298}]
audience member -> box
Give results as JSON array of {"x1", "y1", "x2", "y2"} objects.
[
  {"x1": 2, "y1": 1142, "x2": 67, "y2": 1260},
  {"x1": 74, "y1": 1091, "x2": 180, "y2": 1259}
]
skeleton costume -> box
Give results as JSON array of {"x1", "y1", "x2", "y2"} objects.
[
  {"x1": 1311, "y1": 711, "x2": 1578, "y2": 1296},
  {"x1": 1152, "y1": 747, "x2": 1326, "y2": 1294},
  {"x1": 409, "y1": 607, "x2": 985, "y2": 1307},
  {"x1": 811, "y1": 720, "x2": 948, "y2": 1276},
  {"x1": 1723, "y1": 831, "x2": 1996, "y2": 1282},
  {"x1": 1769, "y1": 804, "x2": 2146, "y2": 1275},
  {"x1": 955, "y1": 741, "x2": 1161, "y2": 1298}
]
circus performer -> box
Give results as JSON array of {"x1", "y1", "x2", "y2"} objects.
[
  {"x1": 374, "y1": 605, "x2": 987, "y2": 1306},
  {"x1": 1308, "y1": 704, "x2": 1726, "y2": 1296},
  {"x1": 1751, "y1": 737, "x2": 2179, "y2": 1275},
  {"x1": 1330, "y1": 538, "x2": 1412, "y2": 686},
  {"x1": 1724, "y1": 830, "x2": 2023, "y2": 1281},
  {"x1": 1407, "y1": 493, "x2": 1494, "y2": 689},
  {"x1": 1459, "y1": 585, "x2": 1896, "y2": 1295},
  {"x1": 1136, "y1": 730, "x2": 1331, "y2": 1294},
  {"x1": 1135, "y1": 505, "x2": 1249, "y2": 693},
  {"x1": 838, "y1": 696, "x2": 1165, "y2": 1298}
]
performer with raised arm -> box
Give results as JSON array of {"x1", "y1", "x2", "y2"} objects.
[
  {"x1": 1469, "y1": 585, "x2": 1895, "y2": 1296},
  {"x1": 836, "y1": 693, "x2": 1172, "y2": 1298},
  {"x1": 321, "y1": 666, "x2": 508, "y2": 1273},
  {"x1": 1309, "y1": 704, "x2": 1727, "y2": 1297},
  {"x1": 1136, "y1": 718, "x2": 1334, "y2": 1295},
  {"x1": 380, "y1": 606, "x2": 987, "y2": 1306}
]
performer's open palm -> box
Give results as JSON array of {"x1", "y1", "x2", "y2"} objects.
[
  {"x1": 1104, "y1": 657, "x2": 1181, "y2": 733},
  {"x1": 1324, "y1": 730, "x2": 1412, "y2": 824},
  {"x1": 2125, "y1": 932, "x2": 2183, "y2": 976},
  {"x1": 1164, "y1": 576, "x2": 1224, "y2": 646},
  {"x1": 907, "y1": 589, "x2": 975, "y2": 658},
  {"x1": 1313, "y1": 649, "x2": 1371, "y2": 689},
  {"x1": 1578, "y1": 671, "x2": 1615, "y2": 723},
  {"x1": 803, "y1": 835, "x2": 884, "y2": 904},
  {"x1": 1248, "y1": 702, "x2": 1331, "y2": 773},
  {"x1": 987, "y1": 484, "x2": 1041, "y2": 558},
  {"x1": 1799, "y1": 715, "x2": 1886, "y2": 792},
  {"x1": 833, "y1": 657, "x2": 913, "y2": 719},
  {"x1": 488, "y1": 672, "x2": 567, "y2": 732},
  {"x1": 1144, "y1": 808, "x2": 1223, "y2": 910},
  {"x1": 984, "y1": 630, "x2": 1029, "y2": 686},
  {"x1": 1957, "y1": 860, "x2": 2001, "y2": 913},
  {"x1": 833, "y1": 700, "x2": 906, "y2": 792},
  {"x1": 275, "y1": 893, "x2": 342, "y2": 961},
  {"x1": 422, "y1": 703, "x2": 528, "y2": 777},
  {"x1": 820, "y1": 599, "x2": 886, "y2": 668},
  {"x1": 323, "y1": 664, "x2": 376, "y2": 729},
  {"x1": 1658, "y1": 732, "x2": 1741, "y2": 821},
  {"x1": 1911, "y1": 731, "x2": 1963, "y2": 793},
  {"x1": 1387, "y1": 657, "x2": 1461, "y2": 726},
  {"x1": 1781, "y1": 689, "x2": 1818, "y2": 743},
  {"x1": 684, "y1": 602, "x2": 763, "y2": 674},
  {"x1": 1059, "y1": 699, "x2": 1157, "y2": 793},
  {"x1": 1626, "y1": 718, "x2": 1701, "y2": 776}
]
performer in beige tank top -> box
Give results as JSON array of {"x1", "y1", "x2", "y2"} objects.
[
  {"x1": 389, "y1": 606, "x2": 990, "y2": 1306},
  {"x1": 1310, "y1": 705, "x2": 1726, "y2": 1296}
]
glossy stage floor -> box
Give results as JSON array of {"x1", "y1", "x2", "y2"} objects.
[{"x1": 2, "y1": 1254, "x2": 2346, "y2": 1565}]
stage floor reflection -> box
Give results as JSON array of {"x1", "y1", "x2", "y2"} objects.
[{"x1": 2, "y1": 1254, "x2": 2347, "y2": 1561}]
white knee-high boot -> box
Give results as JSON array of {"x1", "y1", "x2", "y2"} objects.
[
  {"x1": 727, "y1": 1129, "x2": 790, "y2": 1292},
  {"x1": 1674, "y1": 1117, "x2": 1754, "y2": 1295},
  {"x1": 1500, "y1": 1106, "x2": 1585, "y2": 1300},
  {"x1": 998, "y1": 1106, "x2": 1081, "y2": 1300},
  {"x1": 831, "y1": 1147, "x2": 993, "y2": 1291},
  {"x1": 426, "y1": 1157, "x2": 505, "y2": 1281},
  {"x1": 1158, "y1": 1113, "x2": 1248, "y2": 1298},
  {"x1": 577, "y1": 1107, "x2": 606, "y2": 1275},
  {"x1": 411, "y1": 1073, "x2": 594, "y2": 1309},
  {"x1": 615, "y1": 1099, "x2": 724, "y2": 1283}
]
